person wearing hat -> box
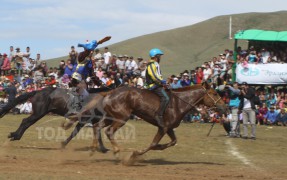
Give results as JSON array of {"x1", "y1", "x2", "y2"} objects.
[
  {"x1": 238, "y1": 82, "x2": 257, "y2": 140},
  {"x1": 170, "y1": 77, "x2": 182, "y2": 89},
  {"x1": 181, "y1": 73, "x2": 191, "y2": 87},
  {"x1": 116, "y1": 55, "x2": 125, "y2": 71},
  {"x1": 145, "y1": 48, "x2": 168, "y2": 127}
]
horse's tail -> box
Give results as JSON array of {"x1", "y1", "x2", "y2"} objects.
[{"x1": 0, "y1": 91, "x2": 37, "y2": 118}]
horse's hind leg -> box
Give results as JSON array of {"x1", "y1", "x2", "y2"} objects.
[{"x1": 9, "y1": 113, "x2": 46, "y2": 141}]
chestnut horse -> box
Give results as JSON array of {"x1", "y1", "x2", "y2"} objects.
[{"x1": 80, "y1": 82, "x2": 228, "y2": 158}]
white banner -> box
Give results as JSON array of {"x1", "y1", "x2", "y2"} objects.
[{"x1": 236, "y1": 63, "x2": 287, "y2": 84}]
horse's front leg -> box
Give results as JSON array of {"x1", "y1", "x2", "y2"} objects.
[
  {"x1": 133, "y1": 127, "x2": 167, "y2": 156},
  {"x1": 149, "y1": 128, "x2": 177, "y2": 150}
]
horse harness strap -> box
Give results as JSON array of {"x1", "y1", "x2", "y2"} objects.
[{"x1": 170, "y1": 86, "x2": 221, "y2": 108}]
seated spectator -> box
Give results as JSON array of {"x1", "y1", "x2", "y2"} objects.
[
  {"x1": 20, "y1": 100, "x2": 32, "y2": 114},
  {"x1": 191, "y1": 112, "x2": 201, "y2": 123},
  {"x1": 256, "y1": 103, "x2": 268, "y2": 125},
  {"x1": 45, "y1": 75, "x2": 56, "y2": 86},
  {"x1": 264, "y1": 106, "x2": 278, "y2": 125},
  {"x1": 276, "y1": 108, "x2": 287, "y2": 126},
  {"x1": 34, "y1": 67, "x2": 44, "y2": 83},
  {"x1": 180, "y1": 73, "x2": 191, "y2": 87},
  {"x1": 170, "y1": 77, "x2": 182, "y2": 89}
]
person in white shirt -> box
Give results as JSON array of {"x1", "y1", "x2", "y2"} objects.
[
  {"x1": 203, "y1": 64, "x2": 213, "y2": 82},
  {"x1": 219, "y1": 54, "x2": 228, "y2": 80},
  {"x1": 129, "y1": 57, "x2": 138, "y2": 72},
  {"x1": 261, "y1": 48, "x2": 271, "y2": 64},
  {"x1": 103, "y1": 47, "x2": 112, "y2": 66},
  {"x1": 20, "y1": 100, "x2": 32, "y2": 114},
  {"x1": 23, "y1": 47, "x2": 31, "y2": 71},
  {"x1": 116, "y1": 55, "x2": 125, "y2": 70},
  {"x1": 93, "y1": 49, "x2": 102, "y2": 60},
  {"x1": 125, "y1": 56, "x2": 131, "y2": 72}
]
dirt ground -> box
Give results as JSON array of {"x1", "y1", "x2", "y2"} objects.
[{"x1": 0, "y1": 115, "x2": 286, "y2": 180}]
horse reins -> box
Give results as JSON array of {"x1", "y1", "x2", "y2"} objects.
[{"x1": 170, "y1": 86, "x2": 221, "y2": 109}]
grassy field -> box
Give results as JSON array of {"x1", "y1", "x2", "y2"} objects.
[{"x1": 0, "y1": 114, "x2": 286, "y2": 179}]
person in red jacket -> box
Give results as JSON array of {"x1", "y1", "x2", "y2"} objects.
[
  {"x1": 1, "y1": 53, "x2": 11, "y2": 74},
  {"x1": 45, "y1": 75, "x2": 56, "y2": 86}
]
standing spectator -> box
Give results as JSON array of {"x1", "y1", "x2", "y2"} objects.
[
  {"x1": 103, "y1": 47, "x2": 112, "y2": 69},
  {"x1": 9, "y1": 46, "x2": 15, "y2": 69},
  {"x1": 239, "y1": 82, "x2": 257, "y2": 140},
  {"x1": 203, "y1": 64, "x2": 212, "y2": 83},
  {"x1": 23, "y1": 46, "x2": 31, "y2": 71},
  {"x1": 69, "y1": 46, "x2": 78, "y2": 65},
  {"x1": 35, "y1": 53, "x2": 41, "y2": 66},
  {"x1": 58, "y1": 60, "x2": 66, "y2": 77},
  {"x1": 226, "y1": 82, "x2": 241, "y2": 137},
  {"x1": 125, "y1": 56, "x2": 131, "y2": 74},
  {"x1": 1, "y1": 53, "x2": 11, "y2": 75},
  {"x1": 261, "y1": 48, "x2": 270, "y2": 64},
  {"x1": 196, "y1": 67, "x2": 203, "y2": 84},
  {"x1": 219, "y1": 54, "x2": 228, "y2": 82}
]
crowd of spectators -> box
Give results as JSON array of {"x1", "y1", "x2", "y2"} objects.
[{"x1": 0, "y1": 44, "x2": 286, "y2": 127}]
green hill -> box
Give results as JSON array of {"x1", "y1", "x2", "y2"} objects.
[{"x1": 46, "y1": 11, "x2": 287, "y2": 75}]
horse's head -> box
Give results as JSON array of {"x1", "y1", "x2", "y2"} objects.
[{"x1": 201, "y1": 82, "x2": 228, "y2": 115}]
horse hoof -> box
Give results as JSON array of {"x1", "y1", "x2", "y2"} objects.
[
  {"x1": 122, "y1": 152, "x2": 138, "y2": 166},
  {"x1": 10, "y1": 137, "x2": 15, "y2": 141},
  {"x1": 98, "y1": 147, "x2": 109, "y2": 153},
  {"x1": 60, "y1": 142, "x2": 66, "y2": 149}
]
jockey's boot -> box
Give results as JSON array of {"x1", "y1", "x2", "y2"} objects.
[{"x1": 155, "y1": 115, "x2": 164, "y2": 128}]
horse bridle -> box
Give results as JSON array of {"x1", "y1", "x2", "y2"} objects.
[{"x1": 171, "y1": 86, "x2": 222, "y2": 108}]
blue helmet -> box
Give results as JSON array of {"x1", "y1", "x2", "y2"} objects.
[{"x1": 149, "y1": 48, "x2": 164, "y2": 58}]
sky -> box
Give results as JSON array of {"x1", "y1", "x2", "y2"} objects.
[{"x1": 0, "y1": 0, "x2": 286, "y2": 60}]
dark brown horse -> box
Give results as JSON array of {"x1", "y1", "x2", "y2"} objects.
[{"x1": 79, "y1": 82, "x2": 228, "y2": 159}]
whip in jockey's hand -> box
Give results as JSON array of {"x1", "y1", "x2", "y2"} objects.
[{"x1": 77, "y1": 36, "x2": 112, "y2": 51}]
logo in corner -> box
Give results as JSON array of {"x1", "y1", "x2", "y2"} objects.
[{"x1": 240, "y1": 67, "x2": 260, "y2": 76}]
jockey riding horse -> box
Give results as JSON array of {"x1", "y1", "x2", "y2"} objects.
[{"x1": 66, "y1": 36, "x2": 111, "y2": 118}]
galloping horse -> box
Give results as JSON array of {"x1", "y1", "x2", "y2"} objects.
[
  {"x1": 80, "y1": 82, "x2": 228, "y2": 158},
  {"x1": 0, "y1": 87, "x2": 111, "y2": 152}
]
